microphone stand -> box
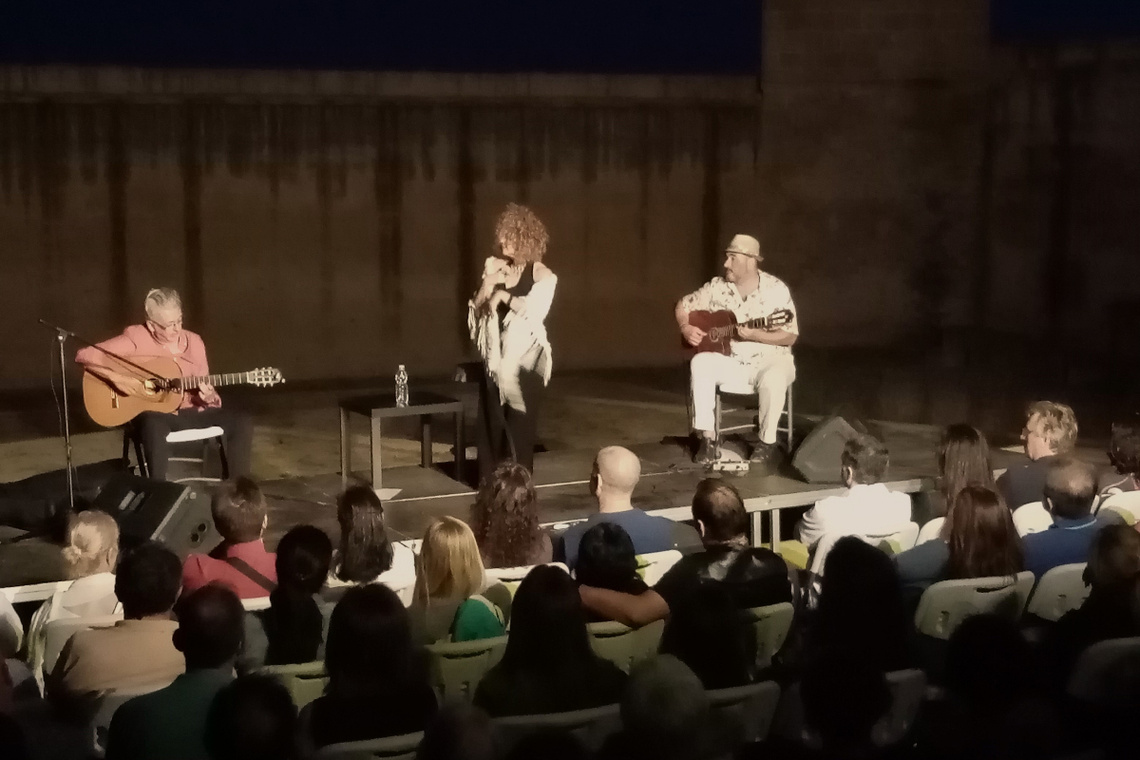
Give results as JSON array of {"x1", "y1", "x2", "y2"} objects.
[{"x1": 36, "y1": 320, "x2": 165, "y2": 515}]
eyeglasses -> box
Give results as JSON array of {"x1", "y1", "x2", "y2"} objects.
[{"x1": 150, "y1": 318, "x2": 183, "y2": 331}]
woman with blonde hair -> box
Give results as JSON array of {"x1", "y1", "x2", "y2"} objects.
[
  {"x1": 410, "y1": 517, "x2": 505, "y2": 644},
  {"x1": 468, "y1": 203, "x2": 558, "y2": 478}
]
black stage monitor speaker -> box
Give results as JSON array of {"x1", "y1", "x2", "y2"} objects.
[
  {"x1": 791, "y1": 416, "x2": 862, "y2": 484},
  {"x1": 93, "y1": 474, "x2": 220, "y2": 557}
]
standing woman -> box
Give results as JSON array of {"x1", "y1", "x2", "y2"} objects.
[{"x1": 468, "y1": 203, "x2": 557, "y2": 480}]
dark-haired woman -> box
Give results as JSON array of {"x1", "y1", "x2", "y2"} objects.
[
  {"x1": 239, "y1": 525, "x2": 333, "y2": 672},
  {"x1": 325, "y1": 486, "x2": 416, "y2": 604},
  {"x1": 469, "y1": 461, "x2": 552, "y2": 568},
  {"x1": 473, "y1": 565, "x2": 626, "y2": 716},
  {"x1": 575, "y1": 522, "x2": 648, "y2": 621}
]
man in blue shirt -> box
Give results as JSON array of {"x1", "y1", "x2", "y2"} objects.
[
  {"x1": 558, "y1": 446, "x2": 702, "y2": 567},
  {"x1": 1023, "y1": 456, "x2": 1103, "y2": 579}
]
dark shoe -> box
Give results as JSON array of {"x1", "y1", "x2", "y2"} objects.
[
  {"x1": 750, "y1": 441, "x2": 783, "y2": 465},
  {"x1": 694, "y1": 436, "x2": 719, "y2": 466}
]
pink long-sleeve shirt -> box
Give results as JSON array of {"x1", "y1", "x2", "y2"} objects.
[{"x1": 75, "y1": 324, "x2": 221, "y2": 410}]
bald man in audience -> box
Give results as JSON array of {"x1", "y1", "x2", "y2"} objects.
[
  {"x1": 1022, "y1": 457, "x2": 1104, "y2": 578},
  {"x1": 557, "y1": 446, "x2": 702, "y2": 567}
]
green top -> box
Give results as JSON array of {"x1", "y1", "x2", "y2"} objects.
[
  {"x1": 105, "y1": 667, "x2": 233, "y2": 760},
  {"x1": 451, "y1": 596, "x2": 506, "y2": 642}
]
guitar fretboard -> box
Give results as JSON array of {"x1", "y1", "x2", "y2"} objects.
[{"x1": 172, "y1": 373, "x2": 250, "y2": 390}]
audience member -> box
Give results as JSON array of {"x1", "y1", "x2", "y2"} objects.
[
  {"x1": 239, "y1": 525, "x2": 333, "y2": 672},
  {"x1": 795, "y1": 434, "x2": 912, "y2": 549},
  {"x1": 659, "y1": 583, "x2": 753, "y2": 689},
  {"x1": 416, "y1": 703, "x2": 497, "y2": 760},
  {"x1": 792, "y1": 536, "x2": 910, "y2": 674},
  {"x1": 557, "y1": 446, "x2": 700, "y2": 567},
  {"x1": 579, "y1": 479, "x2": 792, "y2": 627},
  {"x1": 794, "y1": 655, "x2": 896, "y2": 760},
  {"x1": 895, "y1": 485, "x2": 1023, "y2": 596},
  {"x1": 1100, "y1": 416, "x2": 1140, "y2": 497},
  {"x1": 182, "y1": 477, "x2": 277, "y2": 599},
  {"x1": 1023, "y1": 457, "x2": 1102, "y2": 578},
  {"x1": 204, "y1": 675, "x2": 298, "y2": 760},
  {"x1": 47, "y1": 541, "x2": 184, "y2": 718},
  {"x1": 598, "y1": 655, "x2": 726, "y2": 760},
  {"x1": 0, "y1": 660, "x2": 29, "y2": 760},
  {"x1": 1043, "y1": 525, "x2": 1140, "y2": 686},
  {"x1": 917, "y1": 615, "x2": 1060, "y2": 760},
  {"x1": 997, "y1": 401, "x2": 1077, "y2": 510},
  {"x1": 326, "y1": 485, "x2": 417, "y2": 604},
  {"x1": 410, "y1": 517, "x2": 505, "y2": 644},
  {"x1": 470, "y1": 461, "x2": 552, "y2": 568},
  {"x1": 505, "y1": 730, "x2": 590, "y2": 760},
  {"x1": 105, "y1": 584, "x2": 245, "y2": 760},
  {"x1": 474, "y1": 565, "x2": 627, "y2": 716},
  {"x1": 308, "y1": 584, "x2": 437, "y2": 747},
  {"x1": 575, "y1": 522, "x2": 650, "y2": 611},
  {"x1": 919, "y1": 423, "x2": 995, "y2": 521}
]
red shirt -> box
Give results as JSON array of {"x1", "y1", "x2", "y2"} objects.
[
  {"x1": 75, "y1": 324, "x2": 220, "y2": 410},
  {"x1": 182, "y1": 540, "x2": 277, "y2": 599}
]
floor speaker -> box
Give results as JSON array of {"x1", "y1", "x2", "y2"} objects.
[
  {"x1": 93, "y1": 474, "x2": 220, "y2": 557},
  {"x1": 791, "y1": 416, "x2": 861, "y2": 483}
]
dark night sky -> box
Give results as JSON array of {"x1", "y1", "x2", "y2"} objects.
[{"x1": 0, "y1": 1, "x2": 1136, "y2": 73}]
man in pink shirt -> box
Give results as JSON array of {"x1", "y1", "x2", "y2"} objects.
[
  {"x1": 182, "y1": 477, "x2": 277, "y2": 599},
  {"x1": 75, "y1": 287, "x2": 252, "y2": 481}
]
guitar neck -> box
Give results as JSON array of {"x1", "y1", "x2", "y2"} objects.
[
  {"x1": 741, "y1": 315, "x2": 778, "y2": 331},
  {"x1": 180, "y1": 372, "x2": 251, "y2": 389}
]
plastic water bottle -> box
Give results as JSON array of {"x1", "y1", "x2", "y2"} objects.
[{"x1": 395, "y1": 364, "x2": 409, "y2": 407}]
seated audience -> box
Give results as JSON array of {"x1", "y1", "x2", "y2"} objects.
[
  {"x1": 47, "y1": 541, "x2": 184, "y2": 718},
  {"x1": 557, "y1": 446, "x2": 700, "y2": 567},
  {"x1": 579, "y1": 479, "x2": 792, "y2": 627},
  {"x1": 1043, "y1": 525, "x2": 1140, "y2": 686},
  {"x1": 473, "y1": 565, "x2": 627, "y2": 716},
  {"x1": 795, "y1": 434, "x2": 912, "y2": 549},
  {"x1": 598, "y1": 655, "x2": 728, "y2": 760},
  {"x1": 307, "y1": 584, "x2": 437, "y2": 747},
  {"x1": 239, "y1": 525, "x2": 334, "y2": 671},
  {"x1": 410, "y1": 516, "x2": 505, "y2": 644},
  {"x1": 204, "y1": 675, "x2": 298, "y2": 760},
  {"x1": 1100, "y1": 415, "x2": 1140, "y2": 497},
  {"x1": 916, "y1": 423, "x2": 995, "y2": 522},
  {"x1": 784, "y1": 655, "x2": 898, "y2": 760},
  {"x1": 917, "y1": 615, "x2": 1060, "y2": 760},
  {"x1": 505, "y1": 731, "x2": 589, "y2": 760},
  {"x1": 997, "y1": 400, "x2": 1077, "y2": 510},
  {"x1": 182, "y1": 477, "x2": 277, "y2": 599},
  {"x1": 895, "y1": 485, "x2": 1023, "y2": 596},
  {"x1": 659, "y1": 583, "x2": 753, "y2": 689},
  {"x1": 782, "y1": 536, "x2": 910, "y2": 675},
  {"x1": 106, "y1": 584, "x2": 245, "y2": 760},
  {"x1": 1023, "y1": 457, "x2": 1103, "y2": 578},
  {"x1": 1, "y1": 660, "x2": 29, "y2": 760},
  {"x1": 416, "y1": 703, "x2": 498, "y2": 760},
  {"x1": 325, "y1": 485, "x2": 417, "y2": 604},
  {"x1": 470, "y1": 461, "x2": 552, "y2": 568},
  {"x1": 575, "y1": 522, "x2": 650, "y2": 613}
]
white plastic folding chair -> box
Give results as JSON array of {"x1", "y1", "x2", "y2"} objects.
[
  {"x1": 1012, "y1": 502, "x2": 1054, "y2": 537},
  {"x1": 586, "y1": 619, "x2": 665, "y2": 673},
  {"x1": 424, "y1": 636, "x2": 509, "y2": 700},
  {"x1": 1025, "y1": 563, "x2": 1089, "y2": 622},
  {"x1": 707, "y1": 680, "x2": 782, "y2": 745},
  {"x1": 313, "y1": 731, "x2": 424, "y2": 760},
  {"x1": 740, "y1": 603, "x2": 795, "y2": 669},
  {"x1": 635, "y1": 550, "x2": 682, "y2": 586},
  {"x1": 1097, "y1": 491, "x2": 1140, "y2": 525},
  {"x1": 39, "y1": 613, "x2": 123, "y2": 692},
  {"x1": 493, "y1": 703, "x2": 622, "y2": 754},
  {"x1": 254, "y1": 660, "x2": 328, "y2": 709},
  {"x1": 913, "y1": 571, "x2": 1035, "y2": 640},
  {"x1": 915, "y1": 517, "x2": 945, "y2": 546}
]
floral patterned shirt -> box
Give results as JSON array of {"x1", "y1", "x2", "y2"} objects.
[{"x1": 679, "y1": 272, "x2": 799, "y2": 364}]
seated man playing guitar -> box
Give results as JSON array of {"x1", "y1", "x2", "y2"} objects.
[
  {"x1": 76, "y1": 287, "x2": 254, "y2": 481},
  {"x1": 675, "y1": 234, "x2": 799, "y2": 467}
]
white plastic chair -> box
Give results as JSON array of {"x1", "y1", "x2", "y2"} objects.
[
  {"x1": 707, "y1": 680, "x2": 782, "y2": 744},
  {"x1": 1097, "y1": 491, "x2": 1140, "y2": 525},
  {"x1": 1025, "y1": 563, "x2": 1089, "y2": 622},
  {"x1": 740, "y1": 603, "x2": 795, "y2": 668},
  {"x1": 586, "y1": 619, "x2": 665, "y2": 673},
  {"x1": 913, "y1": 571, "x2": 1035, "y2": 640},
  {"x1": 424, "y1": 635, "x2": 508, "y2": 700},
  {"x1": 634, "y1": 550, "x2": 682, "y2": 586},
  {"x1": 915, "y1": 517, "x2": 944, "y2": 545},
  {"x1": 1012, "y1": 502, "x2": 1054, "y2": 537},
  {"x1": 90, "y1": 682, "x2": 174, "y2": 758},
  {"x1": 313, "y1": 731, "x2": 424, "y2": 760},
  {"x1": 254, "y1": 660, "x2": 328, "y2": 709},
  {"x1": 713, "y1": 380, "x2": 795, "y2": 450},
  {"x1": 124, "y1": 425, "x2": 229, "y2": 482},
  {"x1": 878, "y1": 522, "x2": 920, "y2": 554},
  {"x1": 1066, "y1": 636, "x2": 1140, "y2": 703},
  {"x1": 493, "y1": 703, "x2": 621, "y2": 753},
  {"x1": 40, "y1": 613, "x2": 124, "y2": 692}
]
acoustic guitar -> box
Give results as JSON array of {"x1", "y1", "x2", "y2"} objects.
[
  {"x1": 83, "y1": 355, "x2": 284, "y2": 427},
  {"x1": 684, "y1": 308, "x2": 793, "y2": 356}
]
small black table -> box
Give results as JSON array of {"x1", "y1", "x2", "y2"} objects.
[{"x1": 338, "y1": 390, "x2": 465, "y2": 489}]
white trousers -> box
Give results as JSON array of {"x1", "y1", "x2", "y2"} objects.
[{"x1": 689, "y1": 351, "x2": 796, "y2": 444}]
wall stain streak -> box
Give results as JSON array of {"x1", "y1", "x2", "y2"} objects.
[
  {"x1": 106, "y1": 103, "x2": 130, "y2": 327},
  {"x1": 180, "y1": 103, "x2": 205, "y2": 326},
  {"x1": 374, "y1": 106, "x2": 403, "y2": 335}
]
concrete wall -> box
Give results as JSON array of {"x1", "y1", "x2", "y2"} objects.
[{"x1": 0, "y1": 71, "x2": 762, "y2": 388}]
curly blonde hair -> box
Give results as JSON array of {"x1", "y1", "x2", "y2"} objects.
[{"x1": 494, "y1": 203, "x2": 549, "y2": 263}]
